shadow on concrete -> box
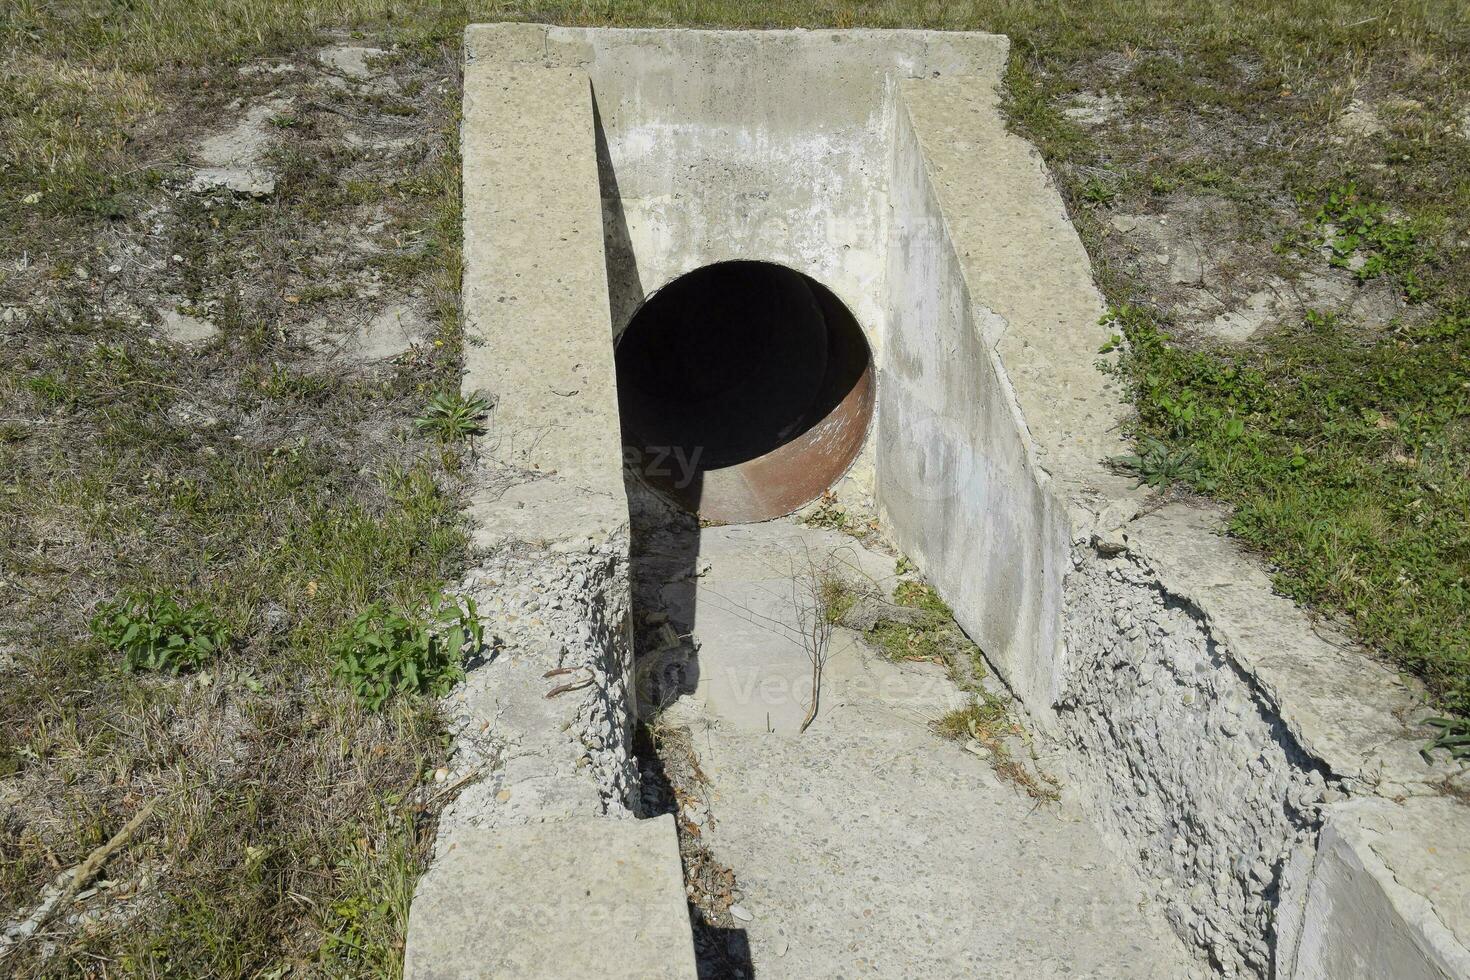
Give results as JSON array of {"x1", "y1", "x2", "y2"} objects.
[{"x1": 632, "y1": 684, "x2": 755, "y2": 980}]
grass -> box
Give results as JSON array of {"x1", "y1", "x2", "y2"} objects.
[
  {"x1": 1107, "y1": 298, "x2": 1470, "y2": 717},
  {"x1": 866, "y1": 580, "x2": 985, "y2": 674},
  {"x1": 1, "y1": 12, "x2": 470, "y2": 975},
  {"x1": 3, "y1": 0, "x2": 1468, "y2": 973},
  {"x1": 861, "y1": 578, "x2": 1059, "y2": 801}
]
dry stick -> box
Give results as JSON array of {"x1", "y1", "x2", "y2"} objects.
[
  {"x1": 796, "y1": 551, "x2": 837, "y2": 734},
  {"x1": 0, "y1": 799, "x2": 159, "y2": 959}
]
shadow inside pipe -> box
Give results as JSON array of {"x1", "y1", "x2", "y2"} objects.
[{"x1": 615, "y1": 261, "x2": 873, "y2": 524}]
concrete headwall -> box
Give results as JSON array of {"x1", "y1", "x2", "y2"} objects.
[{"x1": 427, "y1": 23, "x2": 1469, "y2": 980}]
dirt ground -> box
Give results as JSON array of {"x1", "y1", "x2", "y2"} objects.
[{"x1": 1, "y1": 33, "x2": 471, "y2": 975}]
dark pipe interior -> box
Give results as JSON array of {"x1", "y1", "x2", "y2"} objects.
[{"x1": 616, "y1": 261, "x2": 874, "y2": 523}]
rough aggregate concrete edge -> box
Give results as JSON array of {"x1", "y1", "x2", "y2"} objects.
[{"x1": 1061, "y1": 543, "x2": 1329, "y2": 975}]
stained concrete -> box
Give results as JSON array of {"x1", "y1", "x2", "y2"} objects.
[{"x1": 646, "y1": 518, "x2": 1199, "y2": 978}]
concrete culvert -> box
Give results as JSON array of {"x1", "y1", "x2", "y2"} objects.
[{"x1": 615, "y1": 260, "x2": 874, "y2": 523}]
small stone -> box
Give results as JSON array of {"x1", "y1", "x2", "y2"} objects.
[
  {"x1": 729, "y1": 904, "x2": 753, "y2": 922},
  {"x1": 495, "y1": 788, "x2": 512, "y2": 802},
  {"x1": 158, "y1": 309, "x2": 218, "y2": 345},
  {"x1": 433, "y1": 767, "x2": 449, "y2": 783}
]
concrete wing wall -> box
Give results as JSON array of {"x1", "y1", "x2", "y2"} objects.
[
  {"x1": 877, "y1": 64, "x2": 1470, "y2": 980},
  {"x1": 406, "y1": 38, "x2": 696, "y2": 979},
  {"x1": 878, "y1": 79, "x2": 1073, "y2": 713}
]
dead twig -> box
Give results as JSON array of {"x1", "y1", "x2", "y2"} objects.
[
  {"x1": 793, "y1": 549, "x2": 840, "y2": 734},
  {"x1": 0, "y1": 798, "x2": 160, "y2": 959},
  {"x1": 545, "y1": 678, "x2": 594, "y2": 699}
]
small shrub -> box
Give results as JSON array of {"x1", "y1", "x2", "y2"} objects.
[
  {"x1": 90, "y1": 594, "x2": 230, "y2": 674},
  {"x1": 414, "y1": 390, "x2": 491, "y2": 441},
  {"x1": 330, "y1": 595, "x2": 482, "y2": 711}
]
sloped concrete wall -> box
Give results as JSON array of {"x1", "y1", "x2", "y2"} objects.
[
  {"x1": 879, "y1": 68, "x2": 1072, "y2": 717},
  {"x1": 876, "y1": 57, "x2": 1470, "y2": 980}
]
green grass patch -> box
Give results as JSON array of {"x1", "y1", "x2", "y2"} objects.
[
  {"x1": 867, "y1": 580, "x2": 982, "y2": 674},
  {"x1": 1107, "y1": 302, "x2": 1470, "y2": 716}
]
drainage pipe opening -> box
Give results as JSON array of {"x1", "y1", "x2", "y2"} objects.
[{"x1": 616, "y1": 261, "x2": 874, "y2": 524}]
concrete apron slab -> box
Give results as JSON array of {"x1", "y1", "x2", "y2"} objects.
[
  {"x1": 405, "y1": 815, "x2": 693, "y2": 980},
  {"x1": 650, "y1": 517, "x2": 1199, "y2": 977},
  {"x1": 425, "y1": 23, "x2": 1470, "y2": 980}
]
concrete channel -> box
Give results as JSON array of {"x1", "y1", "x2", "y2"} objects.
[{"x1": 403, "y1": 24, "x2": 1470, "y2": 980}]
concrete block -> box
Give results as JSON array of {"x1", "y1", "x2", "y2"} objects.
[
  {"x1": 1278, "y1": 797, "x2": 1470, "y2": 979},
  {"x1": 405, "y1": 815, "x2": 696, "y2": 979}
]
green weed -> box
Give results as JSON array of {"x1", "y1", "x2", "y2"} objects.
[
  {"x1": 90, "y1": 593, "x2": 231, "y2": 674},
  {"x1": 1110, "y1": 434, "x2": 1215, "y2": 491},
  {"x1": 1308, "y1": 183, "x2": 1433, "y2": 298},
  {"x1": 330, "y1": 594, "x2": 482, "y2": 710},
  {"x1": 1423, "y1": 716, "x2": 1470, "y2": 762},
  {"x1": 1080, "y1": 176, "x2": 1116, "y2": 207},
  {"x1": 414, "y1": 390, "x2": 490, "y2": 441}
]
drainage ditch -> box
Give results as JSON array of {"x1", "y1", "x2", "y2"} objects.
[{"x1": 416, "y1": 24, "x2": 1470, "y2": 980}]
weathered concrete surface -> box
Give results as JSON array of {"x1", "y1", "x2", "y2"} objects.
[
  {"x1": 1277, "y1": 797, "x2": 1470, "y2": 979},
  {"x1": 405, "y1": 815, "x2": 696, "y2": 980},
  {"x1": 407, "y1": 45, "x2": 690, "y2": 979},
  {"x1": 879, "y1": 73, "x2": 1079, "y2": 719},
  {"x1": 467, "y1": 24, "x2": 1006, "y2": 349},
  {"x1": 875, "y1": 61, "x2": 1470, "y2": 979},
  {"x1": 458, "y1": 57, "x2": 627, "y2": 551},
  {"x1": 466, "y1": 23, "x2": 1010, "y2": 504},
  {"x1": 645, "y1": 517, "x2": 1199, "y2": 978},
  {"x1": 445, "y1": 24, "x2": 1470, "y2": 980}
]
